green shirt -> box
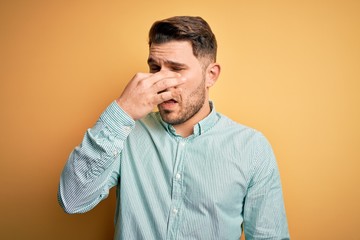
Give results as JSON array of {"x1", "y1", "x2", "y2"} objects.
[{"x1": 59, "y1": 101, "x2": 289, "y2": 239}]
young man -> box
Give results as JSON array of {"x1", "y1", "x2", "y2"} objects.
[{"x1": 58, "y1": 16, "x2": 290, "y2": 239}]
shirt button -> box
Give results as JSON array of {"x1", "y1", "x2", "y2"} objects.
[
  {"x1": 175, "y1": 173, "x2": 181, "y2": 180},
  {"x1": 172, "y1": 208, "x2": 178, "y2": 215},
  {"x1": 113, "y1": 150, "x2": 118, "y2": 156},
  {"x1": 123, "y1": 126, "x2": 131, "y2": 131}
]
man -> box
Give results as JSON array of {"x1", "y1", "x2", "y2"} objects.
[{"x1": 58, "y1": 16, "x2": 290, "y2": 239}]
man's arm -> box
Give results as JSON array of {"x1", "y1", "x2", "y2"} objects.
[
  {"x1": 58, "y1": 102, "x2": 135, "y2": 213},
  {"x1": 58, "y1": 71, "x2": 186, "y2": 213},
  {"x1": 243, "y1": 133, "x2": 290, "y2": 239}
]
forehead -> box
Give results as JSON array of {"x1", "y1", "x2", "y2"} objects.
[{"x1": 148, "y1": 41, "x2": 196, "y2": 63}]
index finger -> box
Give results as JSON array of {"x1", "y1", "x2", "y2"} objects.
[
  {"x1": 147, "y1": 70, "x2": 182, "y2": 85},
  {"x1": 151, "y1": 74, "x2": 186, "y2": 93}
]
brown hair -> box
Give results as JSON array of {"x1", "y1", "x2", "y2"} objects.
[{"x1": 148, "y1": 16, "x2": 217, "y2": 63}]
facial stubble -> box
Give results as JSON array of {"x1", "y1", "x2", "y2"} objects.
[{"x1": 159, "y1": 77, "x2": 206, "y2": 126}]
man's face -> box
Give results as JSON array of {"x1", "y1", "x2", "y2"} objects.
[{"x1": 147, "y1": 41, "x2": 209, "y2": 126}]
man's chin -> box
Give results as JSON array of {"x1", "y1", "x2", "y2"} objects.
[
  {"x1": 159, "y1": 111, "x2": 182, "y2": 125},
  {"x1": 159, "y1": 110, "x2": 173, "y2": 121}
]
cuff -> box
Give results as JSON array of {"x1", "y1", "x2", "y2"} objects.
[{"x1": 99, "y1": 101, "x2": 135, "y2": 137}]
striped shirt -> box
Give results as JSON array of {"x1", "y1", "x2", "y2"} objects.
[{"x1": 58, "y1": 101, "x2": 290, "y2": 239}]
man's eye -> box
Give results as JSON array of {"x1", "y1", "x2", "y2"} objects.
[
  {"x1": 149, "y1": 67, "x2": 160, "y2": 73},
  {"x1": 171, "y1": 68, "x2": 184, "y2": 72}
]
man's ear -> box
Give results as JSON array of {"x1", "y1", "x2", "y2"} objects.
[{"x1": 205, "y1": 63, "x2": 221, "y2": 88}]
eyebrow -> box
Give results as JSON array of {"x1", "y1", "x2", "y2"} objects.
[{"x1": 147, "y1": 58, "x2": 187, "y2": 68}]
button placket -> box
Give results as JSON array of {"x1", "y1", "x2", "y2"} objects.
[{"x1": 167, "y1": 139, "x2": 186, "y2": 239}]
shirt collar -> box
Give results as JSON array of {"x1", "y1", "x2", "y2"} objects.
[{"x1": 157, "y1": 101, "x2": 219, "y2": 138}]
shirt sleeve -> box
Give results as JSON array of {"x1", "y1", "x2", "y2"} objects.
[
  {"x1": 58, "y1": 101, "x2": 135, "y2": 214},
  {"x1": 243, "y1": 133, "x2": 290, "y2": 240}
]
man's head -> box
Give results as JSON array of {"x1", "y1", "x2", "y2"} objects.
[
  {"x1": 147, "y1": 16, "x2": 220, "y2": 134},
  {"x1": 148, "y1": 16, "x2": 217, "y2": 68}
]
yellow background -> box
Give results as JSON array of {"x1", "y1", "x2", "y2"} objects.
[{"x1": 1, "y1": 0, "x2": 359, "y2": 239}]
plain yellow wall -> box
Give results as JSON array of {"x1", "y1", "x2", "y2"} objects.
[{"x1": 1, "y1": 1, "x2": 359, "y2": 239}]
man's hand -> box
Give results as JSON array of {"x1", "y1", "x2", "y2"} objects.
[{"x1": 116, "y1": 71, "x2": 185, "y2": 120}]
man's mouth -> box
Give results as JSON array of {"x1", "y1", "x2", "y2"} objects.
[
  {"x1": 163, "y1": 99, "x2": 177, "y2": 104},
  {"x1": 159, "y1": 99, "x2": 178, "y2": 110}
]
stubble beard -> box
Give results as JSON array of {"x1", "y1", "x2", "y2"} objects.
[{"x1": 159, "y1": 79, "x2": 206, "y2": 126}]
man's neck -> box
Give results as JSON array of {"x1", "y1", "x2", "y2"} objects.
[{"x1": 173, "y1": 102, "x2": 211, "y2": 138}]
